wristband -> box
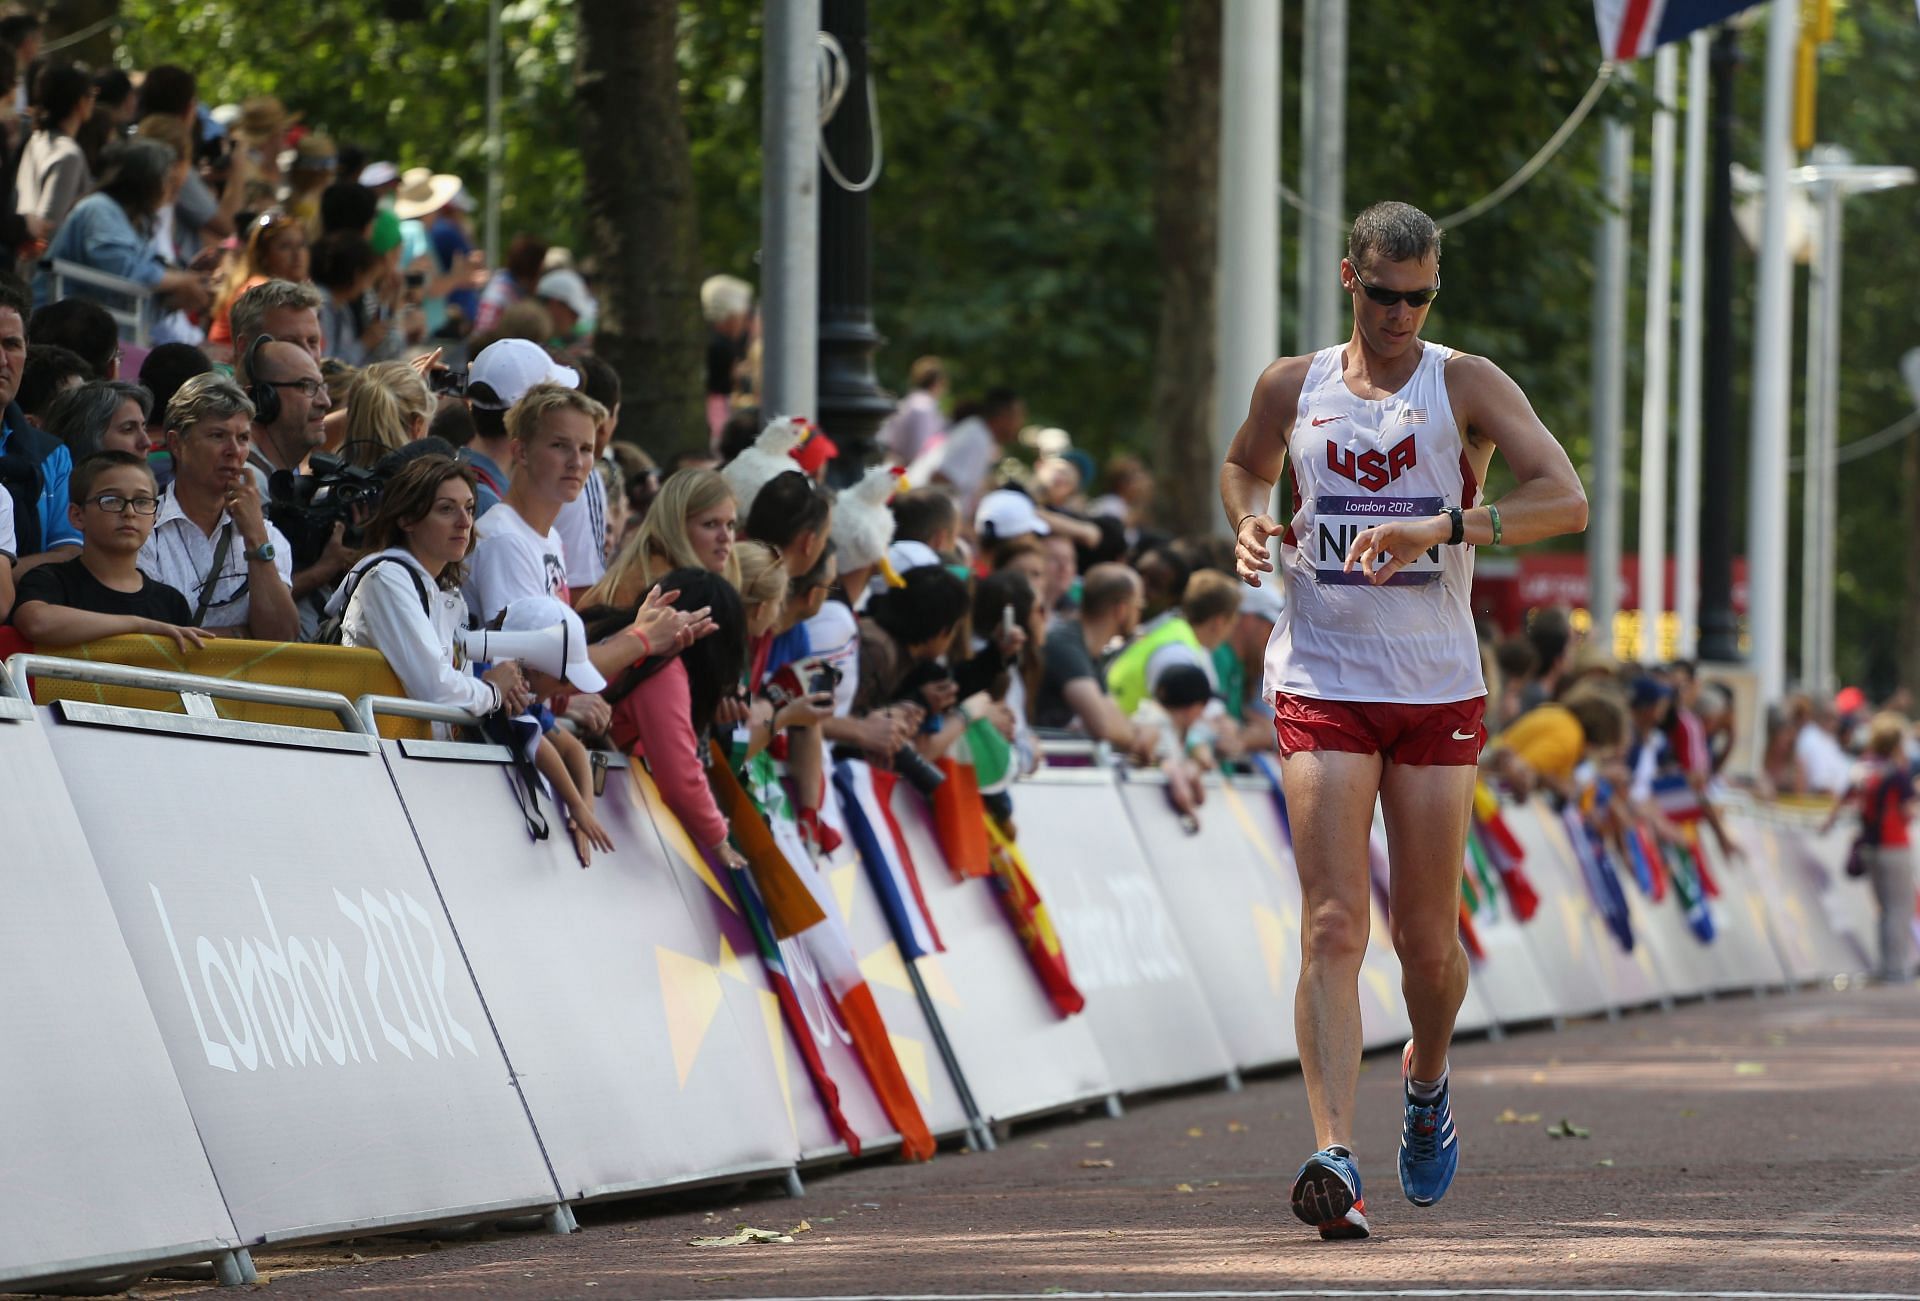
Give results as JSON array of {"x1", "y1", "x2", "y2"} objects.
[
  {"x1": 624, "y1": 626, "x2": 653, "y2": 658},
  {"x1": 1445, "y1": 506, "x2": 1464, "y2": 547},
  {"x1": 1235, "y1": 513, "x2": 1257, "y2": 535},
  {"x1": 1488, "y1": 504, "x2": 1503, "y2": 546}
]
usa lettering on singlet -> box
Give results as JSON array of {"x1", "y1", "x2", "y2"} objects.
[{"x1": 1263, "y1": 342, "x2": 1486, "y2": 706}]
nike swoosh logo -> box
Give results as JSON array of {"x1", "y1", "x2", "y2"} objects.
[
  {"x1": 1452, "y1": 728, "x2": 1477, "y2": 742},
  {"x1": 1312, "y1": 415, "x2": 1347, "y2": 426}
]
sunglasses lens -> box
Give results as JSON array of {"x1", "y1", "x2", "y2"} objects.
[{"x1": 1364, "y1": 285, "x2": 1401, "y2": 306}]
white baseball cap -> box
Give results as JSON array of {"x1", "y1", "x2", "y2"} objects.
[
  {"x1": 974, "y1": 488, "x2": 1052, "y2": 541},
  {"x1": 536, "y1": 268, "x2": 595, "y2": 321},
  {"x1": 358, "y1": 161, "x2": 399, "y2": 188},
  {"x1": 500, "y1": 596, "x2": 607, "y2": 694},
  {"x1": 468, "y1": 338, "x2": 578, "y2": 411}
]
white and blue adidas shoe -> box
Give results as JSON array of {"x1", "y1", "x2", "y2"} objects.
[{"x1": 1397, "y1": 1040, "x2": 1460, "y2": 1206}]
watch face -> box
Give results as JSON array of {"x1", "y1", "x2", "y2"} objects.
[{"x1": 254, "y1": 542, "x2": 276, "y2": 561}]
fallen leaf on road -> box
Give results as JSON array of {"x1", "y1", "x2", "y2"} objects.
[
  {"x1": 1546, "y1": 1118, "x2": 1591, "y2": 1139},
  {"x1": 1530, "y1": 1071, "x2": 1548, "y2": 1083},
  {"x1": 1496, "y1": 1108, "x2": 1543, "y2": 1125},
  {"x1": 1734, "y1": 1061, "x2": 1767, "y2": 1076},
  {"x1": 1228, "y1": 1121, "x2": 1248, "y2": 1133},
  {"x1": 1085, "y1": 1140, "x2": 1105, "y2": 1149},
  {"x1": 1594, "y1": 1158, "x2": 1615, "y2": 1167},
  {"x1": 791, "y1": 1220, "x2": 812, "y2": 1235},
  {"x1": 1175, "y1": 1183, "x2": 1194, "y2": 1193},
  {"x1": 1186, "y1": 1127, "x2": 1206, "y2": 1138},
  {"x1": 1030, "y1": 1142, "x2": 1051, "y2": 1150},
  {"x1": 690, "y1": 1227, "x2": 794, "y2": 1247},
  {"x1": 1679, "y1": 1108, "x2": 1697, "y2": 1118},
  {"x1": 1079, "y1": 1159, "x2": 1115, "y2": 1169}
]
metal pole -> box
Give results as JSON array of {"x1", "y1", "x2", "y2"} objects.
[
  {"x1": 1674, "y1": 30, "x2": 1709, "y2": 662},
  {"x1": 1214, "y1": 0, "x2": 1280, "y2": 476},
  {"x1": 760, "y1": 0, "x2": 821, "y2": 421},
  {"x1": 1699, "y1": 25, "x2": 1741, "y2": 662},
  {"x1": 1798, "y1": 177, "x2": 1829, "y2": 693},
  {"x1": 1815, "y1": 181, "x2": 1843, "y2": 695},
  {"x1": 1746, "y1": 0, "x2": 1801, "y2": 705},
  {"x1": 1638, "y1": 45, "x2": 1679, "y2": 665},
  {"x1": 1294, "y1": 0, "x2": 1318, "y2": 355},
  {"x1": 1298, "y1": 0, "x2": 1346, "y2": 350},
  {"x1": 1589, "y1": 82, "x2": 1633, "y2": 648},
  {"x1": 485, "y1": 0, "x2": 502, "y2": 267}
]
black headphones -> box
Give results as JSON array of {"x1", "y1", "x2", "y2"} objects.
[{"x1": 243, "y1": 332, "x2": 281, "y2": 427}]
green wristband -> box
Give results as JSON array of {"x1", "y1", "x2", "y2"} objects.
[{"x1": 1488, "y1": 504, "x2": 1503, "y2": 546}]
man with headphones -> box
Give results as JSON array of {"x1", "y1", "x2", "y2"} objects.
[{"x1": 242, "y1": 332, "x2": 349, "y2": 634}]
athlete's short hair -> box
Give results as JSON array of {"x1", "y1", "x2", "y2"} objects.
[{"x1": 1348, "y1": 201, "x2": 1443, "y2": 270}]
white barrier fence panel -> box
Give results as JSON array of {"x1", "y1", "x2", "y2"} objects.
[
  {"x1": 35, "y1": 692, "x2": 560, "y2": 1243},
  {"x1": 1015, "y1": 769, "x2": 1239, "y2": 1094},
  {"x1": 0, "y1": 701, "x2": 242, "y2": 1290},
  {"x1": 885, "y1": 781, "x2": 1115, "y2": 1124},
  {"x1": 1512, "y1": 804, "x2": 1669, "y2": 1012},
  {"x1": 376, "y1": 735, "x2": 799, "y2": 1200},
  {"x1": 1117, "y1": 774, "x2": 1302, "y2": 1072}
]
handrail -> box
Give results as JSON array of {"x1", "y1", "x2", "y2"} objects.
[
  {"x1": 44, "y1": 259, "x2": 152, "y2": 345},
  {"x1": 6, "y1": 654, "x2": 369, "y2": 735},
  {"x1": 355, "y1": 693, "x2": 486, "y2": 735}
]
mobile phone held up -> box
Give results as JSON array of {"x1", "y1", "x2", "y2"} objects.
[{"x1": 430, "y1": 368, "x2": 469, "y2": 398}]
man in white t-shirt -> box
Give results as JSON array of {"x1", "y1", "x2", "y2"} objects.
[
  {"x1": 464, "y1": 383, "x2": 605, "y2": 627},
  {"x1": 911, "y1": 387, "x2": 1024, "y2": 516},
  {"x1": 879, "y1": 355, "x2": 947, "y2": 465}
]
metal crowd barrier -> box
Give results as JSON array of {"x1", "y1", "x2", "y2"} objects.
[{"x1": 43, "y1": 258, "x2": 154, "y2": 345}]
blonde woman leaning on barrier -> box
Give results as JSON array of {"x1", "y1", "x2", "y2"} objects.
[
  {"x1": 1820, "y1": 711, "x2": 1916, "y2": 985},
  {"x1": 579, "y1": 468, "x2": 741, "y2": 611},
  {"x1": 340, "y1": 361, "x2": 432, "y2": 469}
]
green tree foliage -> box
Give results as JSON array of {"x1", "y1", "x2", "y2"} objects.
[{"x1": 117, "y1": 0, "x2": 583, "y2": 245}]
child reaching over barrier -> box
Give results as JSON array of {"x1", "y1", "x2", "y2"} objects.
[
  {"x1": 493, "y1": 595, "x2": 617, "y2": 867},
  {"x1": 10, "y1": 450, "x2": 206, "y2": 651},
  {"x1": 1130, "y1": 662, "x2": 1215, "y2": 833}
]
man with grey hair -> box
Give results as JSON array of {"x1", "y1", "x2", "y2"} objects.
[
  {"x1": 1221, "y1": 200, "x2": 1588, "y2": 1239},
  {"x1": 229, "y1": 279, "x2": 325, "y2": 374},
  {"x1": 137, "y1": 373, "x2": 297, "y2": 640},
  {"x1": 701, "y1": 273, "x2": 752, "y2": 443}
]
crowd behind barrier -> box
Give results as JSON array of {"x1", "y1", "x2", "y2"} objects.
[{"x1": 0, "y1": 648, "x2": 1902, "y2": 1293}]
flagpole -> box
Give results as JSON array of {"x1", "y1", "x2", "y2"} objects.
[{"x1": 1638, "y1": 43, "x2": 1679, "y2": 665}]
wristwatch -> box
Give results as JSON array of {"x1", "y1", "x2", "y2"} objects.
[{"x1": 244, "y1": 540, "x2": 276, "y2": 564}]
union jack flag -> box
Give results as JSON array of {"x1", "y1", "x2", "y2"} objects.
[{"x1": 1592, "y1": 0, "x2": 1763, "y2": 61}]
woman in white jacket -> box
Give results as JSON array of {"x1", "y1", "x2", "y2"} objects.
[{"x1": 327, "y1": 455, "x2": 531, "y2": 717}]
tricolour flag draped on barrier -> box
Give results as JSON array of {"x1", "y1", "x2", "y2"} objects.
[
  {"x1": 833, "y1": 760, "x2": 945, "y2": 960},
  {"x1": 984, "y1": 818, "x2": 1086, "y2": 1017},
  {"x1": 1592, "y1": 0, "x2": 1764, "y2": 61}
]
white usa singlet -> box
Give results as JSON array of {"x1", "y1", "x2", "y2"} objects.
[{"x1": 1262, "y1": 342, "x2": 1486, "y2": 705}]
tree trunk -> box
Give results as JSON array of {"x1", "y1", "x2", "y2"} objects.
[
  {"x1": 575, "y1": 0, "x2": 703, "y2": 456},
  {"x1": 1147, "y1": 0, "x2": 1223, "y2": 537}
]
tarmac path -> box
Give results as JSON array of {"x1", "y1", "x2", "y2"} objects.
[{"x1": 167, "y1": 982, "x2": 1919, "y2": 1301}]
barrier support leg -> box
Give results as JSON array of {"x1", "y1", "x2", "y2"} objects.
[
  {"x1": 544, "y1": 1204, "x2": 578, "y2": 1235},
  {"x1": 1486, "y1": 1019, "x2": 1508, "y2": 1042},
  {"x1": 906, "y1": 962, "x2": 993, "y2": 1155},
  {"x1": 785, "y1": 1168, "x2": 806, "y2": 1199},
  {"x1": 1224, "y1": 1069, "x2": 1244, "y2": 1093},
  {"x1": 213, "y1": 1249, "x2": 256, "y2": 1287},
  {"x1": 1104, "y1": 1094, "x2": 1125, "y2": 1120}
]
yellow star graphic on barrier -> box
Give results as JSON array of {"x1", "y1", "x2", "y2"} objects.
[
  {"x1": 759, "y1": 988, "x2": 797, "y2": 1138},
  {"x1": 890, "y1": 1033, "x2": 932, "y2": 1103},
  {"x1": 1361, "y1": 965, "x2": 1396, "y2": 1016},
  {"x1": 655, "y1": 946, "x2": 723, "y2": 1088},
  {"x1": 913, "y1": 953, "x2": 962, "y2": 1008},
  {"x1": 831, "y1": 864, "x2": 860, "y2": 923},
  {"x1": 1222, "y1": 785, "x2": 1290, "y2": 879},
  {"x1": 1558, "y1": 893, "x2": 1587, "y2": 962},
  {"x1": 1252, "y1": 903, "x2": 1288, "y2": 996},
  {"x1": 631, "y1": 767, "x2": 733, "y2": 912},
  {"x1": 859, "y1": 941, "x2": 916, "y2": 996}
]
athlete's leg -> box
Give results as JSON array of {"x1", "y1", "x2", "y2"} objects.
[
  {"x1": 1378, "y1": 760, "x2": 1477, "y2": 1079},
  {"x1": 1284, "y1": 748, "x2": 1385, "y2": 1150}
]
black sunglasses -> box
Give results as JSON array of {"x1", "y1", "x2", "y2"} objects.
[{"x1": 1352, "y1": 271, "x2": 1440, "y2": 309}]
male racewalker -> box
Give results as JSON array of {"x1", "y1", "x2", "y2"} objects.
[{"x1": 1219, "y1": 202, "x2": 1587, "y2": 1239}]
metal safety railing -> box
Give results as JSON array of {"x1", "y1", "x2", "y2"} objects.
[{"x1": 43, "y1": 260, "x2": 153, "y2": 346}]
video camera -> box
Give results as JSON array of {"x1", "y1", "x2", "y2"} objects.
[{"x1": 267, "y1": 452, "x2": 386, "y2": 569}]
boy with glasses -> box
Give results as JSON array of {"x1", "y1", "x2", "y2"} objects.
[{"x1": 9, "y1": 450, "x2": 204, "y2": 650}]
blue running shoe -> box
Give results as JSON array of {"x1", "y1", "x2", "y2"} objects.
[
  {"x1": 1290, "y1": 1147, "x2": 1370, "y2": 1240},
  {"x1": 1398, "y1": 1040, "x2": 1460, "y2": 1206}
]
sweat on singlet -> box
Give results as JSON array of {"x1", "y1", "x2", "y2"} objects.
[{"x1": 1262, "y1": 342, "x2": 1486, "y2": 706}]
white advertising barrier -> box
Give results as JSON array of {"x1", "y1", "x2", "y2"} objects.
[
  {"x1": 1486, "y1": 808, "x2": 1617, "y2": 1021},
  {"x1": 1724, "y1": 813, "x2": 1856, "y2": 981},
  {"x1": 885, "y1": 780, "x2": 1116, "y2": 1124},
  {"x1": 369, "y1": 718, "x2": 799, "y2": 1201},
  {"x1": 0, "y1": 687, "x2": 244, "y2": 1291},
  {"x1": 20, "y1": 662, "x2": 562, "y2": 1244},
  {"x1": 1014, "y1": 768, "x2": 1239, "y2": 1095},
  {"x1": 813, "y1": 777, "x2": 978, "y2": 1142},
  {"x1": 1116, "y1": 774, "x2": 1303, "y2": 1072},
  {"x1": 1786, "y1": 817, "x2": 1886, "y2": 972},
  {"x1": 1511, "y1": 802, "x2": 1669, "y2": 1012},
  {"x1": 633, "y1": 767, "x2": 900, "y2": 1162},
  {"x1": 1683, "y1": 836, "x2": 1792, "y2": 995}
]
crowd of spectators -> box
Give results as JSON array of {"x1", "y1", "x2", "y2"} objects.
[{"x1": 0, "y1": 14, "x2": 1906, "y2": 973}]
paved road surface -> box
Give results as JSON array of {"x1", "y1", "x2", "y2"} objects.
[{"x1": 165, "y1": 983, "x2": 1919, "y2": 1301}]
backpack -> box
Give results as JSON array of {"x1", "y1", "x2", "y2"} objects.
[{"x1": 314, "y1": 554, "x2": 434, "y2": 645}]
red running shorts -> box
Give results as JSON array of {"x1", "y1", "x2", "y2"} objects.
[{"x1": 1272, "y1": 692, "x2": 1487, "y2": 767}]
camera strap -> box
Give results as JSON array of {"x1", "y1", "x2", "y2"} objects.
[{"x1": 191, "y1": 524, "x2": 235, "y2": 627}]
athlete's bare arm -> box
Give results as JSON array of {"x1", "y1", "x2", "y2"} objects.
[
  {"x1": 1220, "y1": 355, "x2": 1315, "y2": 587},
  {"x1": 1344, "y1": 353, "x2": 1588, "y2": 584}
]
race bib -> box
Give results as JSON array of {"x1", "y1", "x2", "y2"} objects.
[{"x1": 1310, "y1": 494, "x2": 1443, "y2": 586}]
